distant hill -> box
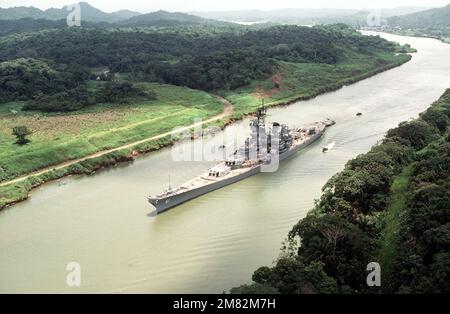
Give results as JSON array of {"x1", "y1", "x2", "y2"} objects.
[
  {"x1": 0, "y1": 2, "x2": 141, "y2": 23},
  {"x1": 0, "y1": 3, "x2": 231, "y2": 28},
  {"x1": 113, "y1": 10, "x2": 143, "y2": 20},
  {"x1": 191, "y1": 8, "x2": 360, "y2": 23},
  {"x1": 192, "y1": 7, "x2": 431, "y2": 26},
  {"x1": 0, "y1": 6, "x2": 47, "y2": 20},
  {"x1": 387, "y1": 4, "x2": 450, "y2": 29},
  {"x1": 0, "y1": 18, "x2": 67, "y2": 36},
  {"x1": 119, "y1": 10, "x2": 233, "y2": 27},
  {"x1": 386, "y1": 5, "x2": 450, "y2": 43}
]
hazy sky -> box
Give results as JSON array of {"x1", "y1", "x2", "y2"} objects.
[{"x1": 0, "y1": 0, "x2": 449, "y2": 12}]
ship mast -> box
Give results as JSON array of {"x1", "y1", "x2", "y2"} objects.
[{"x1": 256, "y1": 98, "x2": 267, "y2": 156}]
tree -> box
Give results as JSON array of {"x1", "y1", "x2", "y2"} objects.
[{"x1": 12, "y1": 126, "x2": 32, "y2": 145}]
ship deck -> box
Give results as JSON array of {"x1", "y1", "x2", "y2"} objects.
[
  {"x1": 162, "y1": 163, "x2": 261, "y2": 197},
  {"x1": 152, "y1": 121, "x2": 329, "y2": 199}
]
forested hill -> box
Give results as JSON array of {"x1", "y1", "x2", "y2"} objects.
[
  {"x1": 0, "y1": 23, "x2": 413, "y2": 113},
  {"x1": 118, "y1": 10, "x2": 234, "y2": 27},
  {"x1": 0, "y1": 18, "x2": 69, "y2": 36},
  {"x1": 192, "y1": 7, "x2": 430, "y2": 26},
  {"x1": 0, "y1": 12, "x2": 230, "y2": 37},
  {"x1": 386, "y1": 5, "x2": 450, "y2": 43},
  {"x1": 0, "y1": 2, "x2": 228, "y2": 27},
  {"x1": 387, "y1": 4, "x2": 450, "y2": 29},
  {"x1": 232, "y1": 89, "x2": 450, "y2": 294},
  {"x1": 0, "y1": 24, "x2": 406, "y2": 88}
]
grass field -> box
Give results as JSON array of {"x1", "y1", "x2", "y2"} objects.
[
  {"x1": 223, "y1": 51, "x2": 411, "y2": 119},
  {"x1": 0, "y1": 82, "x2": 223, "y2": 182},
  {"x1": 377, "y1": 165, "x2": 413, "y2": 286}
]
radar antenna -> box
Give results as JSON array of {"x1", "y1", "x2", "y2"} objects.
[
  {"x1": 256, "y1": 98, "x2": 267, "y2": 156},
  {"x1": 256, "y1": 98, "x2": 267, "y2": 126}
]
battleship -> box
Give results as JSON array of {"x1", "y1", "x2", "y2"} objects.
[{"x1": 149, "y1": 106, "x2": 335, "y2": 213}]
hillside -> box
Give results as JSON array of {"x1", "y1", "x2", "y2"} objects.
[
  {"x1": 231, "y1": 89, "x2": 450, "y2": 294},
  {"x1": 387, "y1": 5, "x2": 450, "y2": 43},
  {"x1": 0, "y1": 6, "x2": 46, "y2": 20},
  {"x1": 191, "y1": 8, "x2": 360, "y2": 23},
  {"x1": 119, "y1": 10, "x2": 233, "y2": 27},
  {"x1": 388, "y1": 4, "x2": 450, "y2": 29},
  {"x1": 0, "y1": 24, "x2": 411, "y2": 108},
  {"x1": 193, "y1": 7, "x2": 431, "y2": 26},
  {"x1": 0, "y1": 2, "x2": 141, "y2": 22},
  {"x1": 0, "y1": 18, "x2": 68, "y2": 36}
]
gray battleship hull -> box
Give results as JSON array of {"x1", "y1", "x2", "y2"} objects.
[{"x1": 149, "y1": 128, "x2": 325, "y2": 213}]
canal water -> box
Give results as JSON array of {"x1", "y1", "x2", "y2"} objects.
[{"x1": 1, "y1": 33, "x2": 450, "y2": 293}]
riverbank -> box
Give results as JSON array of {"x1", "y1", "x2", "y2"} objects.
[
  {"x1": 224, "y1": 51, "x2": 412, "y2": 119},
  {"x1": 0, "y1": 53, "x2": 412, "y2": 211},
  {"x1": 385, "y1": 29, "x2": 450, "y2": 45},
  {"x1": 397, "y1": 32, "x2": 450, "y2": 44},
  {"x1": 0, "y1": 83, "x2": 225, "y2": 183}
]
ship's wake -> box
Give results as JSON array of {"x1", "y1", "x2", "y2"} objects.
[{"x1": 323, "y1": 142, "x2": 336, "y2": 151}]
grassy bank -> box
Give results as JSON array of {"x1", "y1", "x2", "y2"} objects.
[
  {"x1": 378, "y1": 165, "x2": 413, "y2": 285},
  {"x1": 0, "y1": 133, "x2": 176, "y2": 210},
  {"x1": 0, "y1": 83, "x2": 223, "y2": 183},
  {"x1": 224, "y1": 51, "x2": 411, "y2": 119}
]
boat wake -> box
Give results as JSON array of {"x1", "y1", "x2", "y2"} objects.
[{"x1": 322, "y1": 142, "x2": 336, "y2": 152}]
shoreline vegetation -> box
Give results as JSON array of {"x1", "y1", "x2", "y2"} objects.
[
  {"x1": 231, "y1": 88, "x2": 450, "y2": 294},
  {"x1": 0, "y1": 53, "x2": 411, "y2": 211},
  {"x1": 387, "y1": 29, "x2": 450, "y2": 45}
]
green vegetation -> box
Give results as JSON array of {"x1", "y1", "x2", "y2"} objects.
[
  {"x1": 0, "y1": 58, "x2": 88, "y2": 104},
  {"x1": 0, "y1": 18, "x2": 68, "y2": 37},
  {"x1": 23, "y1": 80, "x2": 155, "y2": 112},
  {"x1": 12, "y1": 125, "x2": 32, "y2": 145},
  {"x1": 0, "y1": 58, "x2": 155, "y2": 112},
  {"x1": 378, "y1": 165, "x2": 413, "y2": 284},
  {"x1": 232, "y1": 88, "x2": 450, "y2": 294},
  {"x1": 225, "y1": 49, "x2": 410, "y2": 119},
  {"x1": 0, "y1": 24, "x2": 411, "y2": 101},
  {"x1": 0, "y1": 135, "x2": 171, "y2": 210},
  {"x1": 118, "y1": 10, "x2": 234, "y2": 27},
  {"x1": 0, "y1": 83, "x2": 223, "y2": 183}
]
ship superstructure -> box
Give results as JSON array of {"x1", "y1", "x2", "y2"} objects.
[{"x1": 149, "y1": 106, "x2": 335, "y2": 213}]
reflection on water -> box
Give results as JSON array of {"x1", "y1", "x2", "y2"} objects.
[{"x1": 1, "y1": 33, "x2": 450, "y2": 293}]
